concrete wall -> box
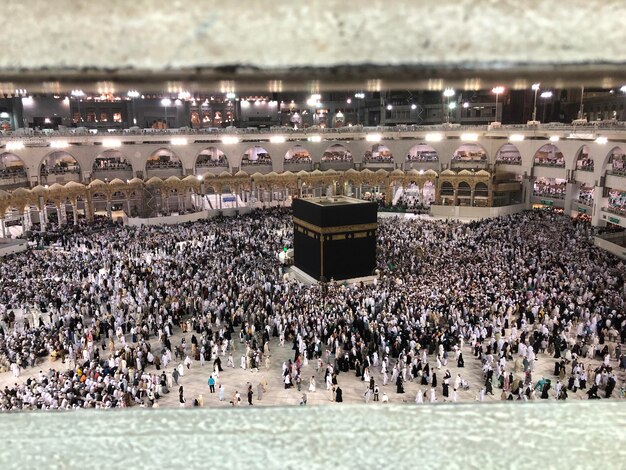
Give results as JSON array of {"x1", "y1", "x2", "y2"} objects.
[
  {"x1": 126, "y1": 207, "x2": 253, "y2": 226},
  {"x1": 2, "y1": 130, "x2": 624, "y2": 180},
  {"x1": 0, "y1": 239, "x2": 28, "y2": 257},
  {"x1": 430, "y1": 203, "x2": 527, "y2": 220},
  {"x1": 594, "y1": 235, "x2": 626, "y2": 259},
  {"x1": 20, "y1": 97, "x2": 72, "y2": 128},
  {"x1": 599, "y1": 211, "x2": 626, "y2": 229}
]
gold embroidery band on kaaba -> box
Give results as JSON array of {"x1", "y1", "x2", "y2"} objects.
[{"x1": 293, "y1": 217, "x2": 378, "y2": 235}]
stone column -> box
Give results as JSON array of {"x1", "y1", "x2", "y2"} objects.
[
  {"x1": 42, "y1": 204, "x2": 48, "y2": 230},
  {"x1": 591, "y1": 184, "x2": 606, "y2": 227},
  {"x1": 86, "y1": 198, "x2": 94, "y2": 222},
  {"x1": 523, "y1": 176, "x2": 535, "y2": 208},
  {"x1": 0, "y1": 216, "x2": 5, "y2": 238},
  {"x1": 56, "y1": 204, "x2": 62, "y2": 228},
  {"x1": 385, "y1": 183, "x2": 393, "y2": 205},
  {"x1": 564, "y1": 181, "x2": 577, "y2": 215},
  {"x1": 20, "y1": 210, "x2": 27, "y2": 234},
  {"x1": 72, "y1": 203, "x2": 78, "y2": 226}
]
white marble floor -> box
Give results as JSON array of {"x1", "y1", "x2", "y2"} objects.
[{"x1": 2, "y1": 322, "x2": 622, "y2": 409}]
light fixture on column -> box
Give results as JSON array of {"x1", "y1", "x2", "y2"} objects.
[
  {"x1": 491, "y1": 86, "x2": 505, "y2": 123},
  {"x1": 6, "y1": 141, "x2": 24, "y2": 150},
  {"x1": 104, "y1": 139, "x2": 122, "y2": 148},
  {"x1": 443, "y1": 88, "x2": 455, "y2": 123},
  {"x1": 50, "y1": 141, "x2": 70, "y2": 148},
  {"x1": 222, "y1": 136, "x2": 240, "y2": 144},
  {"x1": 539, "y1": 91, "x2": 553, "y2": 122},
  {"x1": 531, "y1": 83, "x2": 540, "y2": 122},
  {"x1": 425, "y1": 133, "x2": 443, "y2": 142},
  {"x1": 460, "y1": 133, "x2": 479, "y2": 142}
]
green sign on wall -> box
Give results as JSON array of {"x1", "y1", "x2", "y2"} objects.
[
  {"x1": 608, "y1": 217, "x2": 620, "y2": 224},
  {"x1": 540, "y1": 199, "x2": 554, "y2": 206},
  {"x1": 577, "y1": 207, "x2": 587, "y2": 214}
]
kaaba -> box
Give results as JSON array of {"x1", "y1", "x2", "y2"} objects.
[{"x1": 292, "y1": 196, "x2": 378, "y2": 281}]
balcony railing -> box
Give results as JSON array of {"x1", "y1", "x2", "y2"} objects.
[
  {"x1": 40, "y1": 167, "x2": 80, "y2": 175},
  {"x1": 3, "y1": 121, "x2": 626, "y2": 140},
  {"x1": 602, "y1": 206, "x2": 626, "y2": 217},
  {"x1": 532, "y1": 191, "x2": 566, "y2": 199},
  {"x1": 534, "y1": 162, "x2": 565, "y2": 168}
]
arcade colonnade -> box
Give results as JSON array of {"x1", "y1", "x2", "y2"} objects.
[
  {"x1": 0, "y1": 168, "x2": 446, "y2": 234},
  {"x1": 0, "y1": 130, "x2": 625, "y2": 229}
]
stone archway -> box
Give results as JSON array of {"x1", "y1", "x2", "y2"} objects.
[
  {"x1": 0, "y1": 152, "x2": 29, "y2": 189},
  {"x1": 451, "y1": 143, "x2": 488, "y2": 169},
  {"x1": 575, "y1": 145, "x2": 593, "y2": 172},
  {"x1": 364, "y1": 144, "x2": 394, "y2": 164},
  {"x1": 284, "y1": 145, "x2": 312, "y2": 169},
  {"x1": 495, "y1": 143, "x2": 522, "y2": 165},
  {"x1": 40, "y1": 151, "x2": 81, "y2": 184},
  {"x1": 533, "y1": 143, "x2": 565, "y2": 167},
  {"x1": 322, "y1": 144, "x2": 353, "y2": 163},
  {"x1": 146, "y1": 148, "x2": 183, "y2": 171},
  {"x1": 241, "y1": 146, "x2": 272, "y2": 168},
  {"x1": 406, "y1": 143, "x2": 439, "y2": 163},
  {"x1": 607, "y1": 146, "x2": 625, "y2": 176},
  {"x1": 195, "y1": 147, "x2": 229, "y2": 174}
]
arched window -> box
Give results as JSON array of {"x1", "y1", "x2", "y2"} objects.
[
  {"x1": 457, "y1": 181, "x2": 471, "y2": 197},
  {"x1": 575, "y1": 145, "x2": 593, "y2": 171},
  {"x1": 196, "y1": 147, "x2": 228, "y2": 169},
  {"x1": 322, "y1": 144, "x2": 352, "y2": 162},
  {"x1": 284, "y1": 145, "x2": 312, "y2": 164},
  {"x1": 609, "y1": 147, "x2": 625, "y2": 175},
  {"x1": 452, "y1": 144, "x2": 487, "y2": 162},
  {"x1": 365, "y1": 144, "x2": 393, "y2": 163},
  {"x1": 40, "y1": 151, "x2": 81, "y2": 183},
  {"x1": 146, "y1": 148, "x2": 182, "y2": 169},
  {"x1": 93, "y1": 150, "x2": 132, "y2": 172},
  {"x1": 474, "y1": 182, "x2": 489, "y2": 198},
  {"x1": 242, "y1": 146, "x2": 272, "y2": 166},
  {"x1": 0, "y1": 152, "x2": 27, "y2": 185},
  {"x1": 407, "y1": 144, "x2": 438, "y2": 162},
  {"x1": 440, "y1": 181, "x2": 454, "y2": 196},
  {"x1": 495, "y1": 144, "x2": 521, "y2": 165},
  {"x1": 534, "y1": 144, "x2": 565, "y2": 167}
]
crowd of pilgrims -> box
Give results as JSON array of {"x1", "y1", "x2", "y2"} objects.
[{"x1": 0, "y1": 208, "x2": 624, "y2": 411}]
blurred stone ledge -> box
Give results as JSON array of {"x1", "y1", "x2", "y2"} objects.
[
  {"x1": 0, "y1": 0, "x2": 625, "y2": 91},
  {"x1": 0, "y1": 401, "x2": 624, "y2": 469}
]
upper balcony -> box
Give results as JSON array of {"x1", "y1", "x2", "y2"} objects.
[{"x1": 3, "y1": 122, "x2": 626, "y2": 145}]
